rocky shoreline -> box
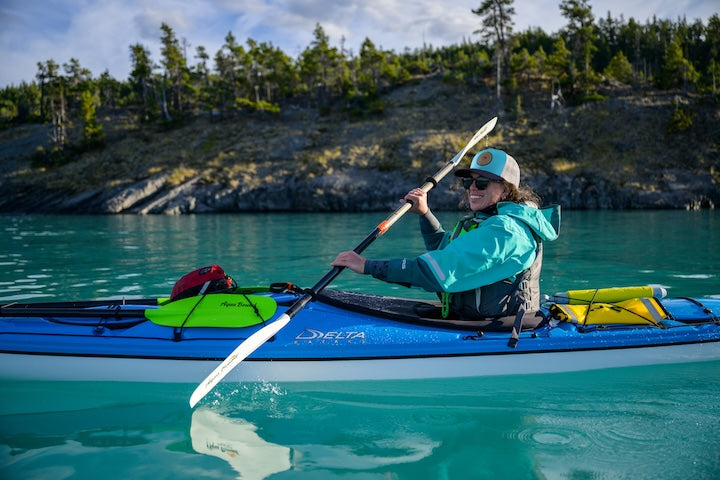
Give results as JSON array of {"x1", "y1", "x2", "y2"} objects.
[{"x1": 1, "y1": 165, "x2": 716, "y2": 215}]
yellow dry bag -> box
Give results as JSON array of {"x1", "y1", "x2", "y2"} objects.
[
  {"x1": 550, "y1": 285, "x2": 667, "y2": 305},
  {"x1": 549, "y1": 297, "x2": 668, "y2": 326}
]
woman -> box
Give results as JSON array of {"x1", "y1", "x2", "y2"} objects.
[{"x1": 331, "y1": 148, "x2": 560, "y2": 319}]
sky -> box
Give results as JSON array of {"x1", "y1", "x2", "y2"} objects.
[{"x1": 0, "y1": 0, "x2": 717, "y2": 87}]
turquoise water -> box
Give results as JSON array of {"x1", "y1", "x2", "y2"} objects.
[
  {"x1": 2, "y1": 210, "x2": 718, "y2": 300},
  {"x1": 1, "y1": 211, "x2": 719, "y2": 479}
]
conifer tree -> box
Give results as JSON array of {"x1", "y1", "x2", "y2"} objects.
[
  {"x1": 80, "y1": 87, "x2": 105, "y2": 148},
  {"x1": 604, "y1": 51, "x2": 633, "y2": 83},
  {"x1": 299, "y1": 24, "x2": 344, "y2": 111},
  {"x1": 36, "y1": 59, "x2": 67, "y2": 150},
  {"x1": 545, "y1": 37, "x2": 571, "y2": 109},
  {"x1": 657, "y1": 39, "x2": 700, "y2": 91},
  {"x1": 192, "y1": 45, "x2": 211, "y2": 112},
  {"x1": 129, "y1": 43, "x2": 156, "y2": 121},
  {"x1": 97, "y1": 70, "x2": 123, "y2": 109},
  {"x1": 472, "y1": 0, "x2": 515, "y2": 101},
  {"x1": 62, "y1": 58, "x2": 92, "y2": 115},
  {"x1": 214, "y1": 31, "x2": 247, "y2": 114},
  {"x1": 510, "y1": 47, "x2": 537, "y2": 85},
  {"x1": 560, "y1": 0, "x2": 597, "y2": 94},
  {"x1": 245, "y1": 39, "x2": 295, "y2": 105},
  {"x1": 258, "y1": 41, "x2": 297, "y2": 101},
  {"x1": 358, "y1": 38, "x2": 385, "y2": 96},
  {"x1": 159, "y1": 23, "x2": 189, "y2": 119}
]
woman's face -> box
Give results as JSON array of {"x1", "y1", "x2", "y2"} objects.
[{"x1": 465, "y1": 174, "x2": 507, "y2": 211}]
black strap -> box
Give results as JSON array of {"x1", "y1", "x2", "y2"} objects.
[
  {"x1": 507, "y1": 236, "x2": 542, "y2": 348},
  {"x1": 174, "y1": 295, "x2": 206, "y2": 341},
  {"x1": 678, "y1": 297, "x2": 719, "y2": 322},
  {"x1": 508, "y1": 306, "x2": 525, "y2": 348},
  {"x1": 242, "y1": 293, "x2": 268, "y2": 325}
]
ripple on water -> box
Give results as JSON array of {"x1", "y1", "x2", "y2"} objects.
[
  {"x1": 591, "y1": 416, "x2": 666, "y2": 446},
  {"x1": 507, "y1": 404, "x2": 708, "y2": 479},
  {"x1": 511, "y1": 423, "x2": 592, "y2": 451}
]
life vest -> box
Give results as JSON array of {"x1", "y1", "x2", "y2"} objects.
[{"x1": 441, "y1": 214, "x2": 543, "y2": 319}]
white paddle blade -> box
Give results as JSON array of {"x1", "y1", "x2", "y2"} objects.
[
  {"x1": 189, "y1": 314, "x2": 291, "y2": 408},
  {"x1": 450, "y1": 116, "x2": 498, "y2": 165},
  {"x1": 470, "y1": 116, "x2": 497, "y2": 145}
]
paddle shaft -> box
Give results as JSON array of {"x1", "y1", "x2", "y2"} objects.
[
  {"x1": 285, "y1": 174, "x2": 451, "y2": 318},
  {"x1": 0, "y1": 307, "x2": 146, "y2": 319}
]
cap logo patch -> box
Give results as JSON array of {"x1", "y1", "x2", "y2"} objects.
[{"x1": 475, "y1": 151, "x2": 493, "y2": 166}]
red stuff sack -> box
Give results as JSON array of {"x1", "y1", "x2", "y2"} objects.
[{"x1": 170, "y1": 265, "x2": 234, "y2": 301}]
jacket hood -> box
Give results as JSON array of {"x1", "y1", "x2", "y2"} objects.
[{"x1": 493, "y1": 202, "x2": 560, "y2": 242}]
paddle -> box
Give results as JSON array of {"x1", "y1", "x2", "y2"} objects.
[
  {"x1": 146, "y1": 294, "x2": 276, "y2": 328},
  {"x1": 188, "y1": 117, "x2": 499, "y2": 408}
]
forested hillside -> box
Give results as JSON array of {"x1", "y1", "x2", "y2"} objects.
[{"x1": 1, "y1": 2, "x2": 718, "y2": 212}]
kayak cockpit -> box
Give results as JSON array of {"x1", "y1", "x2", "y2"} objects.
[{"x1": 315, "y1": 289, "x2": 547, "y2": 332}]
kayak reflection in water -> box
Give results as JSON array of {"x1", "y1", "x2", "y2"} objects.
[{"x1": 332, "y1": 148, "x2": 560, "y2": 320}]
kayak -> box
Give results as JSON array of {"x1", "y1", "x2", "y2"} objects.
[{"x1": 1, "y1": 286, "x2": 719, "y2": 384}]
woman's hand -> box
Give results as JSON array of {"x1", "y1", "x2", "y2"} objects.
[
  {"x1": 403, "y1": 188, "x2": 428, "y2": 215},
  {"x1": 331, "y1": 250, "x2": 366, "y2": 274}
]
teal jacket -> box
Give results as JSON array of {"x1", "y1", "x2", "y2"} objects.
[{"x1": 364, "y1": 202, "x2": 560, "y2": 294}]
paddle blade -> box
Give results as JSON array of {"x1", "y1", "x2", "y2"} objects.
[
  {"x1": 470, "y1": 116, "x2": 497, "y2": 145},
  {"x1": 146, "y1": 294, "x2": 277, "y2": 328},
  {"x1": 450, "y1": 116, "x2": 498, "y2": 165},
  {"x1": 189, "y1": 313, "x2": 291, "y2": 408}
]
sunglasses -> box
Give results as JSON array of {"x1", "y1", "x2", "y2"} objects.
[{"x1": 461, "y1": 177, "x2": 495, "y2": 190}]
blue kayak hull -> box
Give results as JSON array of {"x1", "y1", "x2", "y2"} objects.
[{"x1": 1, "y1": 291, "x2": 719, "y2": 383}]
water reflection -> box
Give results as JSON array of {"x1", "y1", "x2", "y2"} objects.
[
  {"x1": 191, "y1": 409, "x2": 291, "y2": 480},
  {"x1": 190, "y1": 402, "x2": 440, "y2": 478}
]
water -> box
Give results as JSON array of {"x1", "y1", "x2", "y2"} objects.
[
  {"x1": 1, "y1": 210, "x2": 719, "y2": 479},
  {"x1": 2, "y1": 210, "x2": 718, "y2": 300}
]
